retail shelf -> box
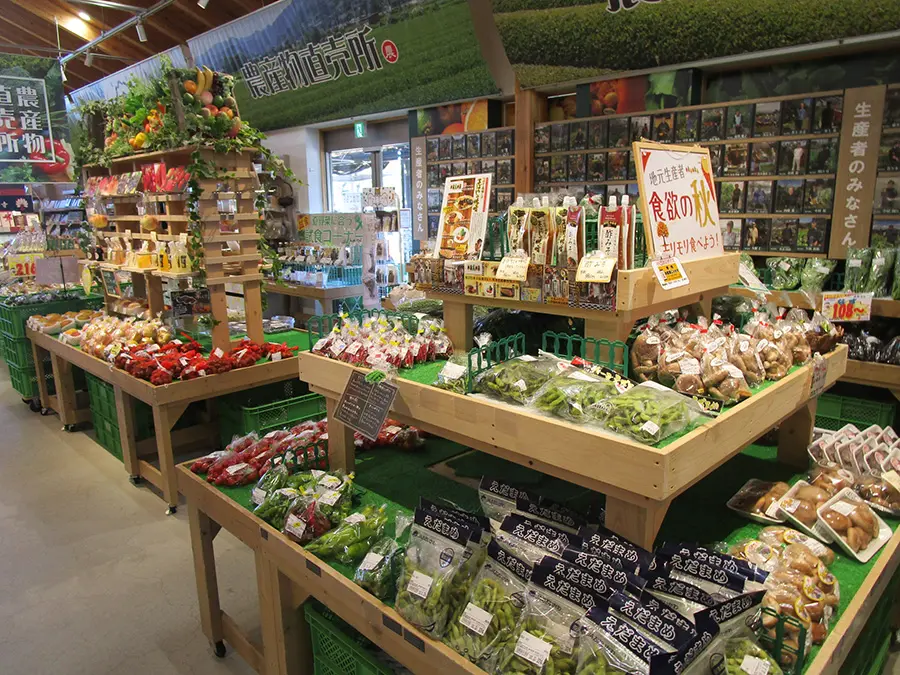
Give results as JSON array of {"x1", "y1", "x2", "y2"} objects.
[
  {"x1": 264, "y1": 282, "x2": 363, "y2": 301},
  {"x1": 841, "y1": 360, "x2": 900, "y2": 399},
  {"x1": 728, "y1": 286, "x2": 900, "y2": 318},
  {"x1": 298, "y1": 344, "x2": 847, "y2": 548}
]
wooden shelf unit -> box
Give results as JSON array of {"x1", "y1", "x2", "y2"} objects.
[
  {"x1": 842, "y1": 359, "x2": 900, "y2": 400},
  {"x1": 263, "y1": 281, "x2": 363, "y2": 301}
]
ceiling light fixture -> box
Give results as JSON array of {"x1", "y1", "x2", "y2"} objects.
[
  {"x1": 85, "y1": 51, "x2": 95, "y2": 66},
  {"x1": 77, "y1": 11, "x2": 91, "y2": 21},
  {"x1": 197, "y1": 0, "x2": 209, "y2": 9},
  {"x1": 60, "y1": 64, "x2": 67, "y2": 82},
  {"x1": 136, "y1": 22, "x2": 147, "y2": 42}
]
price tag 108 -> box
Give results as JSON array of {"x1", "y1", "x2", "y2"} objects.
[{"x1": 821, "y1": 292, "x2": 873, "y2": 322}]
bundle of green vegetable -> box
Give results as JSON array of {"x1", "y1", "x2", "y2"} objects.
[
  {"x1": 315, "y1": 472, "x2": 355, "y2": 525},
  {"x1": 305, "y1": 504, "x2": 387, "y2": 564},
  {"x1": 800, "y1": 258, "x2": 837, "y2": 294},
  {"x1": 254, "y1": 488, "x2": 301, "y2": 530},
  {"x1": 434, "y1": 355, "x2": 469, "y2": 394},
  {"x1": 766, "y1": 257, "x2": 801, "y2": 290},
  {"x1": 721, "y1": 637, "x2": 783, "y2": 675},
  {"x1": 600, "y1": 382, "x2": 696, "y2": 444},
  {"x1": 491, "y1": 618, "x2": 578, "y2": 674},
  {"x1": 533, "y1": 372, "x2": 619, "y2": 423},
  {"x1": 862, "y1": 248, "x2": 896, "y2": 297},
  {"x1": 353, "y1": 512, "x2": 411, "y2": 600},
  {"x1": 474, "y1": 355, "x2": 559, "y2": 405},
  {"x1": 844, "y1": 247, "x2": 873, "y2": 292}
]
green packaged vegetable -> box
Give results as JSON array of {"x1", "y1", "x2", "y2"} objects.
[
  {"x1": 862, "y1": 248, "x2": 896, "y2": 297},
  {"x1": 844, "y1": 247, "x2": 873, "y2": 292},
  {"x1": 800, "y1": 258, "x2": 837, "y2": 294},
  {"x1": 720, "y1": 637, "x2": 783, "y2": 675},
  {"x1": 766, "y1": 257, "x2": 801, "y2": 290},
  {"x1": 532, "y1": 369, "x2": 619, "y2": 423},
  {"x1": 893, "y1": 247, "x2": 900, "y2": 300},
  {"x1": 254, "y1": 487, "x2": 301, "y2": 530},
  {"x1": 305, "y1": 504, "x2": 388, "y2": 564},
  {"x1": 434, "y1": 354, "x2": 470, "y2": 394},
  {"x1": 600, "y1": 382, "x2": 699, "y2": 444},
  {"x1": 353, "y1": 512, "x2": 412, "y2": 600},
  {"x1": 395, "y1": 508, "x2": 472, "y2": 638},
  {"x1": 444, "y1": 539, "x2": 532, "y2": 666},
  {"x1": 474, "y1": 354, "x2": 561, "y2": 405},
  {"x1": 312, "y1": 471, "x2": 354, "y2": 525}
]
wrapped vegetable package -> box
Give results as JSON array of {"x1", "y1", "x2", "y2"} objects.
[
  {"x1": 767, "y1": 257, "x2": 802, "y2": 290},
  {"x1": 305, "y1": 504, "x2": 388, "y2": 564},
  {"x1": 804, "y1": 312, "x2": 842, "y2": 355},
  {"x1": 800, "y1": 258, "x2": 836, "y2": 294},
  {"x1": 474, "y1": 354, "x2": 562, "y2": 405},
  {"x1": 531, "y1": 368, "x2": 619, "y2": 423},
  {"x1": 862, "y1": 248, "x2": 896, "y2": 297},
  {"x1": 395, "y1": 508, "x2": 471, "y2": 638},
  {"x1": 728, "y1": 335, "x2": 765, "y2": 386},
  {"x1": 746, "y1": 316, "x2": 792, "y2": 380},
  {"x1": 843, "y1": 247, "x2": 873, "y2": 292},
  {"x1": 657, "y1": 332, "x2": 705, "y2": 396},
  {"x1": 893, "y1": 247, "x2": 900, "y2": 300},
  {"x1": 700, "y1": 332, "x2": 751, "y2": 403},
  {"x1": 630, "y1": 327, "x2": 662, "y2": 382},
  {"x1": 354, "y1": 512, "x2": 412, "y2": 600},
  {"x1": 601, "y1": 382, "x2": 701, "y2": 444}
]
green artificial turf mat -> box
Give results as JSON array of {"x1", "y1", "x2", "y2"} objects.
[
  {"x1": 397, "y1": 359, "x2": 445, "y2": 385},
  {"x1": 446, "y1": 451, "x2": 546, "y2": 485},
  {"x1": 196, "y1": 328, "x2": 311, "y2": 355}
]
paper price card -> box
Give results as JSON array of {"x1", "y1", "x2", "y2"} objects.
[
  {"x1": 821, "y1": 291, "x2": 873, "y2": 322},
  {"x1": 514, "y1": 631, "x2": 552, "y2": 668},
  {"x1": 8, "y1": 252, "x2": 43, "y2": 277},
  {"x1": 809, "y1": 353, "x2": 827, "y2": 400},
  {"x1": 495, "y1": 254, "x2": 530, "y2": 281},
  {"x1": 652, "y1": 256, "x2": 689, "y2": 290},
  {"x1": 576, "y1": 254, "x2": 616, "y2": 283}
]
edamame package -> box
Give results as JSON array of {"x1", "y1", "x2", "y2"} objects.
[
  {"x1": 488, "y1": 557, "x2": 600, "y2": 675},
  {"x1": 499, "y1": 514, "x2": 584, "y2": 560},
  {"x1": 479, "y1": 476, "x2": 532, "y2": 528},
  {"x1": 474, "y1": 353, "x2": 566, "y2": 405},
  {"x1": 530, "y1": 367, "x2": 620, "y2": 424},
  {"x1": 843, "y1": 247, "x2": 873, "y2": 292},
  {"x1": 444, "y1": 539, "x2": 532, "y2": 665},
  {"x1": 395, "y1": 508, "x2": 472, "y2": 638},
  {"x1": 862, "y1": 248, "x2": 896, "y2": 297},
  {"x1": 600, "y1": 381, "x2": 703, "y2": 444}
]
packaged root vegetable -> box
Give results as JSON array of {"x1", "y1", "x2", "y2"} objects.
[
  {"x1": 531, "y1": 368, "x2": 619, "y2": 423},
  {"x1": 305, "y1": 504, "x2": 388, "y2": 564},
  {"x1": 767, "y1": 257, "x2": 802, "y2": 290},
  {"x1": 600, "y1": 382, "x2": 701, "y2": 444},
  {"x1": 800, "y1": 258, "x2": 837, "y2": 294},
  {"x1": 444, "y1": 539, "x2": 531, "y2": 665},
  {"x1": 843, "y1": 247, "x2": 873, "y2": 292},
  {"x1": 354, "y1": 512, "x2": 412, "y2": 600},
  {"x1": 474, "y1": 354, "x2": 562, "y2": 405},
  {"x1": 395, "y1": 508, "x2": 472, "y2": 638}
]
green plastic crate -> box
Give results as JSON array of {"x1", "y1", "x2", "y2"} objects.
[
  {"x1": 218, "y1": 392, "x2": 327, "y2": 446},
  {"x1": 0, "y1": 294, "x2": 103, "y2": 338},
  {"x1": 85, "y1": 373, "x2": 155, "y2": 440},
  {"x1": 0, "y1": 333, "x2": 33, "y2": 367},
  {"x1": 305, "y1": 603, "x2": 392, "y2": 675},
  {"x1": 93, "y1": 412, "x2": 123, "y2": 462},
  {"x1": 815, "y1": 393, "x2": 896, "y2": 431},
  {"x1": 7, "y1": 361, "x2": 54, "y2": 399}
]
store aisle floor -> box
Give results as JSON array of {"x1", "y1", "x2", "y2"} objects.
[{"x1": 0, "y1": 374, "x2": 257, "y2": 675}]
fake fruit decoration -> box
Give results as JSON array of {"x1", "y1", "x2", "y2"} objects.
[
  {"x1": 88, "y1": 213, "x2": 109, "y2": 229},
  {"x1": 139, "y1": 214, "x2": 159, "y2": 232}
]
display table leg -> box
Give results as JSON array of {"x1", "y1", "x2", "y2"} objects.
[
  {"x1": 604, "y1": 496, "x2": 670, "y2": 550},
  {"x1": 325, "y1": 397, "x2": 355, "y2": 472},
  {"x1": 152, "y1": 401, "x2": 190, "y2": 512},
  {"x1": 777, "y1": 398, "x2": 817, "y2": 468},
  {"x1": 188, "y1": 504, "x2": 225, "y2": 648},
  {"x1": 443, "y1": 298, "x2": 473, "y2": 352},
  {"x1": 114, "y1": 387, "x2": 140, "y2": 480},
  {"x1": 31, "y1": 341, "x2": 51, "y2": 409},
  {"x1": 49, "y1": 353, "x2": 78, "y2": 425},
  {"x1": 257, "y1": 554, "x2": 311, "y2": 675}
]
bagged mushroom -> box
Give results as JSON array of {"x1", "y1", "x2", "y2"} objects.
[
  {"x1": 630, "y1": 325, "x2": 662, "y2": 382},
  {"x1": 656, "y1": 337, "x2": 705, "y2": 396},
  {"x1": 700, "y1": 330, "x2": 751, "y2": 404},
  {"x1": 728, "y1": 334, "x2": 765, "y2": 386}
]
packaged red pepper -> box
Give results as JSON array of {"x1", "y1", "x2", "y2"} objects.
[
  {"x1": 214, "y1": 461, "x2": 259, "y2": 486},
  {"x1": 282, "y1": 495, "x2": 331, "y2": 544},
  {"x1": 190, "y1": 449, "x2": 232, "y2": 474}
]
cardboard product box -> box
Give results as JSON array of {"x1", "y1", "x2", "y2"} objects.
[
  {"x1": 496, "y1": 280, "x2": 520, "y2": 301},
  {"x1": 438, "y1": 259, "x2": 465, "y2": 294}
]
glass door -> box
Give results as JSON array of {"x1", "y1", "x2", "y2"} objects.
[{"x1": 327, "y1": 148, "x2": 374, "y2": 212}]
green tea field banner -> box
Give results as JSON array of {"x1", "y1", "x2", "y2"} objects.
[
  {"x1": 187, "y1": 0, "x2": 499, "y2": 131},
  {"x1": 0, "y1": 54, "x2": 72, "y2": 183},
  {"x1": 491, "y1": 0, "x2": 900, "y2": 88}
]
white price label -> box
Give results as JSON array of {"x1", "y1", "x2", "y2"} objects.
[
  {"x1": 514, "y1": 631, "x2": 553, "y2": 668},
  {"x1": 407, "y1": 570, "x2": 434, "y2": 599},
  {"x1": 513, "y1": 379, "x2": 527, "y2": 391},
  {"x1": 440, "y1": 362, "x2": 467, "y2": 380},
  {"x1": 781, "y1": 498, "x2": 800, "y2": 514},
  {"x1": 225, "y1": 462, "x2": 250, "y2": 476},
  {"x1": 809, "y1": 353, "x2": 827, "y2": 399},
  {"x1": 383, "y1": 425, "x2": 403, "y2": 435},
  {"x1": 271, "y1": 351, "x2": 283, "y2": 361},
  {"x1": 213, "y1": 347, "x2": 224, "y2": 358},
  {"x1": 576, "y1": 255, "x2": 616, "y2": 283},
  {"x1": 741, "y1": 655, "x2": 771, "y2": 675},
  {"x1": 284, "y1": 514, "x2": 307, "y2": 538},
  {"x1": 646, "y1": 335, "x2": 661, "y2": 345},
  {"x1": 830, "y1": 500, "x2": 857, "y2": 516},
  {"x1": 765, "y1": 500, "x2": 782, "y2": 519},
  {"x1": 778, "y1": 260, "x2": 791, "y2": 272},
  {"x1": 652, "y1": 257, "x2": 689, "y2": 290},
  {"x1": 641, "y1": 420, "x2": 660, "y2": 436},
  {"x1": 680, "y1": 358, "x2": 701, "y2": 375},
  {"x1": 319, "y1": 474, "x2": 342, "y2": 489},
  {"x1": 344, "y1": 512, "x2": 366, "y2": 525},
  {"x1": 568, "y1": 370, "x2": 596, "y2": 382},
  {"x1": 848, "y1": 259, "x2": 862, "y2": 268},
  {"x1": 359, "y1": 552, "x2": 384, "y2": 571},
  {"x1": 459, "y1": 603, "x2": 494, "y2": 637},
  {"x1": 724, "y1": 364, "x2": 744, "y2": 379},
  {"x1": 251, "y1": 487, "x2": 267, "y2": 505},
  {"x1": 496, "y1": 255, "x2": 530, "y2": 281},
  {"x1": 275, "y1": 488, "x2": 299, "y2": 499},
  {"x1": 518, "y1": 355, "x2": 538, "y2": 362},
  {"x1": 320, "y1": 489, "x2": 342, "y2": 507}
]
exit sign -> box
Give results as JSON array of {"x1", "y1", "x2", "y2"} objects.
[{"x1": 354, "y1": 121, "x2": 367, "y2": 138}]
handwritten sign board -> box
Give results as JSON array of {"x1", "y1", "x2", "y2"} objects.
[
  {"x1": 101, "y1": 269, "x2": 121, "y2": 297},
  {"x1": 633, "y1": 141, "x2": 723, "y2": 262},
  {"x1": 297, "y1": 213, "x2": 364, "y2": 246},
  {"x1": 334, "y1": 370, "x2": 399, "y2": 441},
  {"x1": 171, "y1": 288, "x2": 212, "y2": 317},
  {"x1": 821, "y1": 291, "x2": 873, "y2": 322}
]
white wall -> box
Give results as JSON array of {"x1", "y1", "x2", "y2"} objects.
[{"x1": 263, "y1": 126, "x2": 324, "y2": 213}]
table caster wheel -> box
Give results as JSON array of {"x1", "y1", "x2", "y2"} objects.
[
  {"x1": 213, "y1": 641, "x2": 226, "y2": 658},
  {"x1": 40, "y1": 407, "x2": 51, "y2": 416},
  {"x1": 29, "y1": 399, "x2": 41, "y2": 412},
  {"x1": 64, "y1": 424, "x2": 77, "y2": 432},
  {"x1": 128, "y1": 475, "x2": 142, "y2": 485},
  {"x1": 166, "y1": 505, "x2": 178, "y2": 516}
]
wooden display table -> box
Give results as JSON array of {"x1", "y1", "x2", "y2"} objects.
[
  {"x1": 298, "y1": 345, "x2": 848, "y2": 548},
  {"x1": 28, "y1": 328, "x2": 304, "y2": 513},
  {"x1": 177, "y1": 446, "x2": 900, "y2": 675},
  {"x1": 427, "y1": 253, "x2": 740, "y2": 349},
  {"x1": 728, "y1": 286, "x2": 900, "y2": 319},
  {"x1": 264, "y1": 282, "x2": 362, "y2": 301}
]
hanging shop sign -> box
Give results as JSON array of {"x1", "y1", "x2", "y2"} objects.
[
  {"x1": 0, "y1": 55, "x2": 72, "y2": 183},
  {"x1": 491, "y1": 0, "x2": 900, "y2": 89},
  {"x1": 632, "y1": 141, "x2": 723, "y2": 262},
  {"x1": 411, "y1": 136, "x2": 427, "y2": 241},
  {"x1": 297, "y1": 213, "x2": 364, "y2": 246},
  {"x1": 829, "y1": 85, "x2": 885, "y2": 259},
  {"x1": 432, "y1": 174, "x2": 492, "y2": 260},
  {"x1": 187, "y1": 0, "x2": 498, "y2": 131}
]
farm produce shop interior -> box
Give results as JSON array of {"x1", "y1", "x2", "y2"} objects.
[{"x1": 4, "y1": 1, "x2": 900, "y2": 674}]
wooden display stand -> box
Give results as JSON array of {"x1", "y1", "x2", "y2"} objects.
[{"x1": 83, "y1": 146, "x2": 265, "y2": 352}]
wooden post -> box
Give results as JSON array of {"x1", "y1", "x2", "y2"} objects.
[
  {"x1": 258, "y1": 555, "x2": 310, "y2": 675},
  {"x1": 443, "y1": 298, "x2": 474, "y2": 352},
  {"x1": 514, "y1": 86, "x2": 544, "y2": 195},
  {"x1": 49, "y1": 353, "x2": 78, "y2": 425},
  {"x1": 152, "y1": 401, "x2": 190, "y2": 511},
  {"x1": 114, "y1": 386, "x2": 140, "y2": 479},
  {"x1": 31, "y1": 341, "x2": 51, "y2": 409},
  {"x1": 325, "y1": 397, "x2": 355, "y2": 472},
  {"x1": 188, "y1": 504, "x2": 225, "y2": 647},
  {"x1": 604, "y1": 496, "x2": 670, "y2": 550},
  {"x1": 778, "y1": 397, "x2": 817, "y2": 468}
]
